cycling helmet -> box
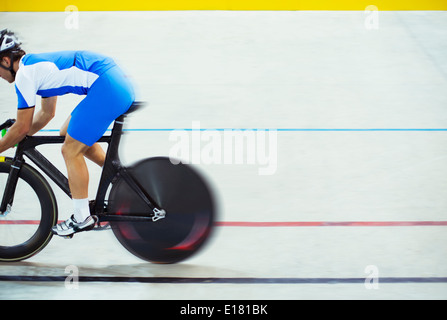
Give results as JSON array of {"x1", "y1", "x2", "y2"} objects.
[{"x1": 0, "y1": 29, "x2": 23, "y2": 77}]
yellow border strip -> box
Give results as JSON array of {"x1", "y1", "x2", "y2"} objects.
[{"x1": 1, "y1": 0, "x2": 447, "y2": 11}]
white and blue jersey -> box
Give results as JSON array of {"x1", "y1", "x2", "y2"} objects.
[
  {"x1": 14, "y1": 51, "x2": 135, "y2": 146},
  {"x1": 15, "y1": 51, "x2": 116, "y2": 109}
]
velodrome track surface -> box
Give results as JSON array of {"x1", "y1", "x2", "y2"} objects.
[{"x1": 0, "y1": 10, "x2": 446, "y2": 300}]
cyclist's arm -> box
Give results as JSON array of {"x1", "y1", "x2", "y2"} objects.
[
  {"x1": 28, "y1": 96, "x2": 57, "y2": 136},
  {"x1": 0, "y1": 107, "x2": 34, "y2": 153}
]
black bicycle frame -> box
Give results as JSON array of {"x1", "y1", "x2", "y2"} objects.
[{"x1": 0, "y1": 109, "x2": 164, "y2": 222}]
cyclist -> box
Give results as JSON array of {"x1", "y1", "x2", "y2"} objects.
[{"x1": 0, "y1": 29, "x2": 135, "y2": 237}]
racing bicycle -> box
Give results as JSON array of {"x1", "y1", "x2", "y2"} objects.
[{"x1": 0, "y1": 102, "x2": 216, "y2": 263}]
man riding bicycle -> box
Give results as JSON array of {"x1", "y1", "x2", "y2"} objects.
[{"x1": 0, "y1": 29, "x2": 135, "y2": 237}]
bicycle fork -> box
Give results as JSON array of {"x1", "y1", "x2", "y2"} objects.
[{"x1": 0, "y1": 157, "x2": 23, "y2": 216}]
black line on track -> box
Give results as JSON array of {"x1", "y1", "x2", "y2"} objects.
[{"x1": 1, "y1": 276, "x2": 447, "y2": 284}]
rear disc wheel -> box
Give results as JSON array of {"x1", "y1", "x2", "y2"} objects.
[{"x1": 108, "y1": 157, "x2": 216, "y2": 264}]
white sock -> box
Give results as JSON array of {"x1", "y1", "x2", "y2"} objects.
[{"x1": 73, "y1": 198, "x2": 90, "y2": 222}]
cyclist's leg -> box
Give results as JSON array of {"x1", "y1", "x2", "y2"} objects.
[
  {"x1": 85, "y1": 144, "x2": 105, "y2": 167},
  {"x1": 61, "y1": 134, "x2": 90, "y2": 199},
  {"x1": 60, "y1": 115, "x2": 105, "y2": 167},
  {"x1": 54, "y1": 133, "x2": 97, "y2": 236}
]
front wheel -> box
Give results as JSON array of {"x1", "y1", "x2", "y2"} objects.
[
  {"x1": 107, "y1": 157, "x2": 217, "y2": 264},
  {"x1": 0, "y1": 158, "x2": 58, "y2": 262}
]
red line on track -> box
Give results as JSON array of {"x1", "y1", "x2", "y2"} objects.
[
  {"x1": 1, "y1": 220, "x2": 447, "y2": 227},
  {"x1": 215, "y1": 221, "x2": 447, "y2": 227},
  {"x1": 0, "y1": 220, "x2": 42, "y2": 225}
]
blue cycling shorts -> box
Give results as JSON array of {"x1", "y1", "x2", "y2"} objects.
[{"x1": 67, "y1": 66, "x2": 135, "y2": 147}]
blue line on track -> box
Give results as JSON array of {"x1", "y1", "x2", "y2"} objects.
[{"x1": 39, "y1": 128, "x2": 447, "y2": 132}]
